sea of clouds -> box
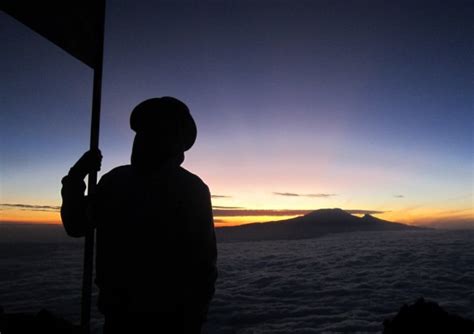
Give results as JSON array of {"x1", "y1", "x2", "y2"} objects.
[{"x1": 0, "y1": 226, "x2": 473, "y2": 333}]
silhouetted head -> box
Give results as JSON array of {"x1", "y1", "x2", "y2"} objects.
[{"x1": 130, "y1": 97, "x2": 197, "y2": 171}]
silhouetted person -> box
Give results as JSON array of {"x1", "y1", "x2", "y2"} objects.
[{"x1": 61, "y1": 97, "x2": 217, "y2": 333}]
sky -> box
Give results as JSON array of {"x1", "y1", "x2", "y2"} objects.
[{"x1": 1, "y1": 0, "x2": 473, "y2": 228}]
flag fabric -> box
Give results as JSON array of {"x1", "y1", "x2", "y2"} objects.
[{"x1": 1, "y1": 1, "x2": 105, "y2": 69}]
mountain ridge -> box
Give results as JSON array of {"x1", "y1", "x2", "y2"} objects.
[{"x1": 216, "y1": 208, "x2": 424, "y2": 242}]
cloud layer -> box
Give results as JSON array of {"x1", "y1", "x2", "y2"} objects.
[
  {"x1": 213, "y1": 208, "x2": 387, "y2": 217},
  {"x1": 1, "y1": 203, "x2": 387, "y2": 221},
  {"x1": 0, "y1": 203, "x2": 60, "y2": 212},
  {"x1": 206, "y1": 230, "x2": 474, "y2": 333},
  {"x1": 274, "y1": 192, "x2": 336, "y2": 198},
  {"x1": 0, "y1": 227, "x2": 473, "y2": 333},
  {"x1": 345, "y1": 209, "x2": 386, "y2": 215},
  {"x1": 213, "y1": 209, "x2": 312, "y2": 217}
]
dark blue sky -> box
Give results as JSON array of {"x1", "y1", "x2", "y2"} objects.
[{"x1": 1, "y1": 0, "x2": 473, "y2": 226}]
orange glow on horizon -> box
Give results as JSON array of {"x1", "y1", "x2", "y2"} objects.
[
  {"x1": 0, "y1": 209, "x2": 61, "y2": 224},
  {"x1": 1, "y1": 206, "x2": 472, "y2": 229},
  {"x1": 214, "y1": 215, "x2": 301, "y2": 227}
]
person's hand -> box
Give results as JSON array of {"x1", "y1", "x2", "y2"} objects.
[{"x1": 68, "y1": 149, "x2": 102, "y2": 179}]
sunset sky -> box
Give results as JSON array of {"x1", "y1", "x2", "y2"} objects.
[{"x1": 1, "y1": 1, "x2": 473, "y2": 228}]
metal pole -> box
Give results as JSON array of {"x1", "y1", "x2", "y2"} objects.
[{"x1": 82, "y1": 2, "x2": 105, "y2": 332}]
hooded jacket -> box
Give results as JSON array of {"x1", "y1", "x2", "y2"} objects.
[{"x1": 61, "y1": 154, "x2": 217, "y2": 318}]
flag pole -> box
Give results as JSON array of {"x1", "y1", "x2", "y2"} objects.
[
  {"x1": 82, "y1": 3, "x2": 106, "y2": 333},
  {"x1": 2, "y1": 1, "x2": 107, "y2": 332}
]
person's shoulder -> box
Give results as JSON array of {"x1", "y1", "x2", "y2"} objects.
[
  {"x1": 98, "y1": 165, "x2": 132, "y2": 184},
  {"x1": 176, "y1": 167, "x2": 210, "y2": 192}
]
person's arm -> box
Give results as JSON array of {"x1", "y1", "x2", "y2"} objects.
[
  {"x1": 186, "y1": 183, "x2": 218, "y2": 318},
  {"x1": 199, "y1": 185, "x2": 218, "y2": 305},
  {"x1": 61, "y1": 150, "x2": 102, "y2": 237}
]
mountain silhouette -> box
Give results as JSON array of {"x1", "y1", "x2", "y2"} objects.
[{"x1": 216, "y1": 208, "x2": 424, "y2": 242}]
